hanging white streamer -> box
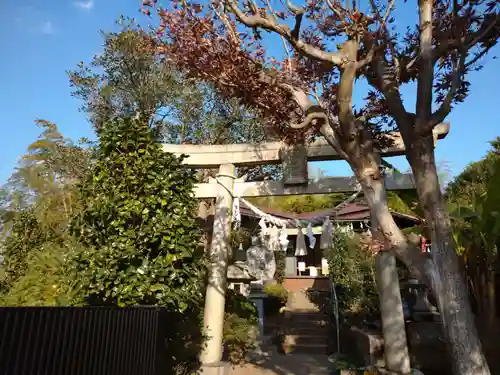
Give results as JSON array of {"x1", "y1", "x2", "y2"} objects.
[
  {"x1": 267, "y1": 225, "x2": 280, "y2": 251},
  {"x1": 307, "y1": 222, "x2": 316, "y2": 249},
  {"x1": 320, "y1": 217, "x2": 333, "y2": 249},
  {"x1": 295, "y1": 229, "x2": 308, "y2": 256},
  {"x1": 279, "y1": 227, "x2": 289, "y2": 251},
  {"x1": 218, "y1": 176, "x2": 362, "y2": 229},
  {"x1": 232, "y1": 197, "x2": 241, "y2": 229},
  {"x1": 219, "y1": 178, "x2": 363, "y2": 254},
  {"x1": 258, "y1": 218, "x2": 269, "y2": 238},
  {"x1": 240, "y1": 198, "x2": 290, "y2": 227}
]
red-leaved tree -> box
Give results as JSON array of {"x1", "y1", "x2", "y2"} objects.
[{"x1": 143, "y1": 0, "x2": 499, "y2": 374}]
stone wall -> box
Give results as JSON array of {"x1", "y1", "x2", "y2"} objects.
[
  {"x1": 339, "y1": 323, "x2": 452, "y2": 375},
  {"x1": 283, "y1": 277, "x2": 330, "y2": 292}
]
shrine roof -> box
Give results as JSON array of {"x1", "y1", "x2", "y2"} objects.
[{"x1": 240, "y1": 200, "x2": 423, "y2": 224}]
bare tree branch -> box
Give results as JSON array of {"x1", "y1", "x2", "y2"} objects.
[
  {"x1": 277, "y1": 84, "x2": 329, "y2": 129},
  {"x1": 224, "y1": 0, "x2": 348, "y2": 65},
  {"x1": 367, "y1": 0, "x2": 400, "y2": 78},
  {"x1": 289, "y1": 105, "x2": 328, "y2": 129},
  {"x1": 212, "y1": 3, "x2": 240, "y2": 45},
  {"x1": 422, "y1": 13, "x2": 499, "y2": 133},
  {"x1": 369, "y1": 0, "x2": 396, "y2": 25},
  {"x1": 356, "y1": 41, "x2": 377, "y2": 68},
  {"x1": 428, "y1": 50, "x2": 466, "y2": 129},
  {"x1": 336, "y1": 41, "x2": 359, "y2": 135},
  {"x1": 284, "y1": 0, "x2": 306, "y2": 40},
  {"x1": 369, "y1": 57, "x2": 413, "y2": 129},
  {"x1": 432, "y1": 13, "x2": 499, "y2": 63},
  {"x1": 464, "y1": 46, "x2": 491, "y2": 69},
  {"x1": 467, "y1": 14, "x2": 499, "y2": 47},
  {"x1": 263, "y1": 0, "x2": 293, "y2": 72},
  {"x1": 325, "y1": 0, "x2": 346, "y2": 21},
  {"x1": 382, "y1": 0, "x2": 396, "y2": 24},
  {"x1": 415, "y1": 0, "x2": 434, "y2": 129},
  {"x1": 253, "y1": 69, "x2": 329, "y2": 130},
  {"x1": 284, "y1": 0, "x2": 305, "y2": 15},
  {"x1": 319, "y1": 121, "x2": 349, "y2": 160}
]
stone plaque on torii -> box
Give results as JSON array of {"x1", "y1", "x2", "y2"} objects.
[{"x1": 162, "y1": 123, "x2": 449, "y2": 373}]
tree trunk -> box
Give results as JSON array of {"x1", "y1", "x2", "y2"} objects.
[
  {"x1": 467, "y1": 263, "x2": 478, "y2": 315},
  {"x1": 484, "y1": 243, "x2": 497, "y2": 327},
  {"x1": 479, "y1": 255, "x2": 488, "y2": 316},
  {"x1": 406, "y1": 135, "x2": 490, "y2": 375},
  {"x1": 346, "y1": 150, "x2": 413, "y2": 374},
  {"x1": 487, "y1": 271, "x2": 496, "y2": 327},
  {"x1": 320, "y1": 120, "x2": 426, "y2": 280},
  {"x1": 354, "y1": 162, "x2": 427, "y2": 281},
  {"x1": 496, "y1": 238, "x2": 500, "y2": 318}
]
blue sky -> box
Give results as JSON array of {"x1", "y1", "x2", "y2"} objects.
[{"x1": 0, "y1": 0, "x2": 499, "y2": 185}]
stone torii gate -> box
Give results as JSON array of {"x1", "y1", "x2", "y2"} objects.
[{"x1": 163, "y1": 124, "x2": 449, "y2": 375}]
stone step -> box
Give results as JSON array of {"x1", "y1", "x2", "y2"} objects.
[
  {"x1": 288, "y1": 308, "x2": 326, "y2": 314},
  {"x1": 287, "y1": 291, "x2": 321, "y2": 311},
  {"x1": 286, "y1": 334, "x2": 329, "y2": 346},
  {"x1": 288, "y1": 320, "x2": 328, "y2": 331},
  {"x1": 289, "y1": 310, "x2": 328, "y2": 317},
  {"x1": 286, "y1": 326, "x2": 329, "y2": 336},
  {"x1": 288, "y1": 312, "x2": 329, "y2": 325},
  {"x1": 285, "y1": 342, "x2": 330, "y2": 355}
]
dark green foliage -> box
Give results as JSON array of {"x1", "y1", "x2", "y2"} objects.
[
  {"x1": 223, "y1": 289, "x2": 258, "y2": 365},
  {"x1": 0, "y1": 121, "x2": 89, "y2": 301},
  {"x1": 68, "y1": 22, "x2": 279, "y2": 184},
  {"x1": 273, "y1": 251, "x2": 286, "y2": 284},
  {"x1": 446, "y1": 137, "x2": 500, "y2": 256},
  {"x1": 70, "y1": 115, "x2": 205, "y2": 310},
  {"x1": 445, "y1": 138, "x2": 500, "y2": 323},
  {"x1": 66, "y1": 115, "x2": 207, "y2": 374},
  {"x1": 1, "y1": 240, "x2": 80, "y2": 306},
  {"x1": 229, "y1": 227, "x2": 252, "y2": 262},
  {"x1": 68, "y1": 22, "x2": 180, "y2": 134},
  {"x1": 263, "y1": 283, "x2": 288, "y2": 304},
  {"x1": 164, "y1": 306, "x2": 205, "y2": 375},
  {"x1": 68, "y1": 22, "x2": 274, "y2": 151},
  {"x1": 1, "y1": 210, "x2": 50, "y2": 292},
  {"x1": 263, "y1": 282, "x2": 288, "y2": 319},
  {"x1": 249, "y1": 193, "x2": 351, "y2": 214},
  {"x1": 324, "y1": 232, "x2": 378, "y2": 324},
  {"x1": 446, "y1": 137, "x2": 500, "y2": 207}
]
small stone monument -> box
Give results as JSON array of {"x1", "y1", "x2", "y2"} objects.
[
  {"x1": 227, "y1": 262, "x2": 257, "y2": 297},
  {"x1": 226, "y1": 235, "x2": 276, "y2": 296},
  {"x1": 244, "y1": 235, "x2": 276, "y2": 346},
  {"x1": 246, "y1": 235, "x2": 276, "y2": 282},
  {"x1": 404, "y1": 279, "x2": 439, "y2": 322}
]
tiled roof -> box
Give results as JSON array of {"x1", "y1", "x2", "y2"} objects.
[{"x1": 295, "y1": 202, "x2": 368, "y2": 220}]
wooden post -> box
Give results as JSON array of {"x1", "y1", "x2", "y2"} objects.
[{"x1": 200, "y1": 164, "x2": 236, "y2": 371}]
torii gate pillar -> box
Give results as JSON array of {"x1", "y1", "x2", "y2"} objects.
[{"x1": 200, "y1": 164, "x2": 236, "y2": 372}]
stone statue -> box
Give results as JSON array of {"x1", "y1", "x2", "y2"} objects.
[
  {"x1": 246, "y1": 235, "x2": 276, "y2": 281},
  {"x1": 402, "y1": 279, "x2": 439, "y2": 322}
]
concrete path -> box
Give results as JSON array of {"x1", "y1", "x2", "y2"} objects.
[{"x1": 228, "y1": 348, "x2": 332, "y2": 375}]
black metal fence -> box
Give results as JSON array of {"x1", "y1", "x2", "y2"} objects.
[{"x1": 0, "y1": 307, "x2": 168, "y2": 375}]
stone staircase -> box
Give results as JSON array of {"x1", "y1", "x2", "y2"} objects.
[{"x1": 283, "y1": 290, "x2": 331, "y2": 355}]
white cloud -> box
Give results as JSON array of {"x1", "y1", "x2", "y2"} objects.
[
  {"x1": 13, "y1": 6, "x2": 56, "y2": 36},
  {"x1": 40, "y1": 20, "x2": 55, "y2": 35},
  {"x1": 73, "y1": 0, "x2": 94, "y2": 10}
]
